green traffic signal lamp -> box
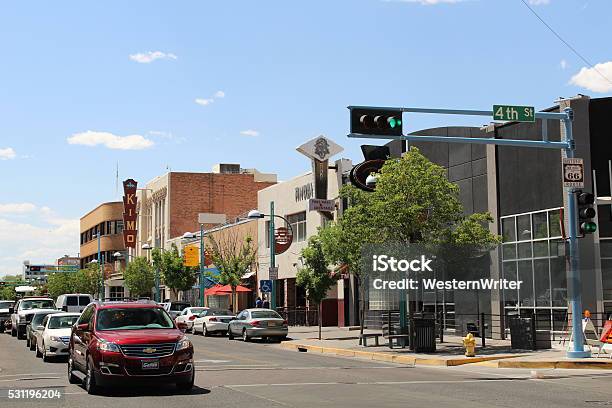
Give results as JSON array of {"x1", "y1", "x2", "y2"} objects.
[
  {"x1": 581, "y1": 222, "x2": 597, "y2": 234},
  {"x1": 350, "y1": 108, "x2": 403, "y2": 136}
]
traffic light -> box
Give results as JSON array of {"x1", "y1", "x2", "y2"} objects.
[
  {"x1": 350, "y1": 107, "x2": 403, "y2": 136},
  {"x1": 576, "y1": 191, "x2": 597, "y2": 235}
]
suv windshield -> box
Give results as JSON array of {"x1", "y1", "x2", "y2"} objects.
[
  {"x1": 96, "y1": 308, "x2": 174, "y2": 330},
  {"x1": 251, "y1": 311, "x2": 282, "y2": 319},
  {"x1": 20, "y1": 299, "x2": 55, "y2": 310},
  {"x1": 169, "y1": 303, "x2": 190, "y2": 311},
  {"x1": 48, "y1": 315, "x2": 79, "y2": 329}
]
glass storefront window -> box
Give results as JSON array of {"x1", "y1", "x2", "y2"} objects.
[
  {"x1": 502, "y1": 217, "x2": 516, "y2": 242},
  {"x1": 534, "y1": 259, "x2": 551, "y2": 307},
  {"x1": 517, "y1": 242, "x2": 532, "y2": 259},
  {"x1": 548, "y1": 209, "x2": 562, "y2": 238},
  {"x1": 532, "y1": 212, "x2": 548, "y2": 239},
  {"x1": 517, "y1": 214, "x2": 531, "y2": 241},
  {"x1": 518, "y1": 260, "x2": 534, "y2": 307},
  {"x1": 533, "y1": 241, "x2": 549, "y2": 258}
]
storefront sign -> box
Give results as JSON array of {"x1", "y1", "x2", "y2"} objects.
[
  {"x1": 308, "y1": 198, "x2": 335, "y2": 212},
  {"x1": 122, "y1": 179, "x2": 138, "y2": 248},
  {"x1": 274, "y1": 227, "x2": 293, "y2": 255},
  {"x1": 183, "y1": 245, "x2": 199, "y2": 267},
  {"x1": 295, "y1": 183, "x2": 314, "y2": 202}
]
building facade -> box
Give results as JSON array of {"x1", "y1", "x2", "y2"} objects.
[
  {"x1": 134, "y1": 164, "x2": 276, "y2": 301},
  {"x1": 256, "y1": 159, "x2": 354, "y2": 326},
  {"x1": 79, "y1": 201, "x2": 127, "y2": 299},
  {"x1": 399, "y1": 95, "x2": 612, "y2": 338}
]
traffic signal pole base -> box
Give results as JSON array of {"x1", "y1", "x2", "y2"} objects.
[{"x1": 567, "y1": 350, "x2": 591, "y2": 359}]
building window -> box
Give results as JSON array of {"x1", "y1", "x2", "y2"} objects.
[
  {"x1": 109, "y1": 286, "x2": 124, "y2": 301},
  {"x1": 286, "y1": 212, "x2": 306, "y2": 242}
]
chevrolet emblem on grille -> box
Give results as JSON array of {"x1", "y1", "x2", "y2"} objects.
[{"x1": 143, "y1": 347, "x2": 157, "y2": 354}]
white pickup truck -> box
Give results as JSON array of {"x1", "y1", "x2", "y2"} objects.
[{"x1": 10, "y1": 297, "x2": 56, "y2": 339}]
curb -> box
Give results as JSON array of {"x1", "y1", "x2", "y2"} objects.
[
  {"x1": 280, "y1": 342, "x2": 522, "y2": 367},
  {"x1": 492, "y1": 359, "x2": 612, "y2": 370}
]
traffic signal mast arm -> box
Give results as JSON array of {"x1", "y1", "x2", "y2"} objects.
[{"x1": 348, "y1": 105, "x2": 569, "y2": 149}]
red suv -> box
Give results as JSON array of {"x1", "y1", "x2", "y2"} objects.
[{"x1": 68, "y1": 300, "x2": 194, "y2": 394}]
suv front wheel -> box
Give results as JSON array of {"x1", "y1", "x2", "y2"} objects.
[
  {"x1": 176, "y1": 370, "x2": 194, "y2": 391},
  {"x1": 84, "y1": 356, "x2": 100, "y2": 395}
]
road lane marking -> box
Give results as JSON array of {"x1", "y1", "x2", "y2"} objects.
[
  {"x1": 222, "y1": 385, "x2": 292, "y2": 407},
  {"x1": 0, "y1": 373, "x2": 62, "y2": 378},
  {"x1": 224, "y1": 378, "x2": 529, "y2": 388},
  {"x1": 0, "y1": 377, "x2": 62, "y2": 383},
  {"x1": 194, "y1": 359, "x2": 231, "y2": 363},
  {"x1": 196, "y1": 365, "x2": 408, "y2": 371}
]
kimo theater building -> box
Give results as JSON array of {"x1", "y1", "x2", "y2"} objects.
[{"x1": 377, "y1": 95, "x2": 612, "y2": 340}]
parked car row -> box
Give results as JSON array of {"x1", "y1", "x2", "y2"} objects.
[{"x1": 185, "y1": 307, "x2": 289, "y2": 342}]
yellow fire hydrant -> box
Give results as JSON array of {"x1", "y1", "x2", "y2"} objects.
[{"x1": 463, "y1": 333, "x2": 476, "y2": 357}]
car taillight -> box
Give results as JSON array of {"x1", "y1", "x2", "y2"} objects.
[
  {"x1": 208, "y1": 317, "x2": 217, "y2": 322},
  {"x1": 250, "y1": 320, "x2": 260, "y2": 327},
  {"x1": 282, "y1": 319, "x2": 288, "y2": 326},
  {"x1": 189, "y1": 315, "x2": 196, "y2": 321}
]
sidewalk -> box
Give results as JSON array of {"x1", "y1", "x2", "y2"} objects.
[{"x1": 283, "y1": 326, "x2": 612, "y2": 370}]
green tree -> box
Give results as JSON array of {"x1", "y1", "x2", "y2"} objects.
[
  {"x1": 0, "y1": 285, "x2": 15, "y2": 300},
  {"x1": 318, "y1": 147, "x2": 500, "y2": 337},
  {"x1": 296, "y1": 236, "x2": 338, "y2": 340},
  {"x1": 208, "y1": 231, "x2": 257, "y2": 313},
  {"x1": 152, "y1": 244, "x2": 197, "y2": 300},
  {"x1": 73, "y1": 263, "x2": 103, "y2": 296},
  {"x1": 123, "y1": 256, "x2": 155, "y2": 297},
  {"x1": 46, "y1": 272, "x2": 74, "y2": 299}
]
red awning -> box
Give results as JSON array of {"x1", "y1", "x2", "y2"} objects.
[{"x1": 205, "y1": 284, "x2": 251, "y2": 295}]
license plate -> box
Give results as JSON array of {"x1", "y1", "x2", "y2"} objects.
[
  {"x1": 269, "y1": 321, "x2": 279, "y2": 326},
  {"x1": 141, "y1": 360, "x2": 159, "y2": 370}
]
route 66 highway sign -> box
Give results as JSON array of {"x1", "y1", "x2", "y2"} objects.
[{"x1": 562, "y1": 158, "x2": 584, "y2": 188}]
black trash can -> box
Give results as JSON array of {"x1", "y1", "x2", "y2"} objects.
[
  {"x1": 508, "y1": 317, "x2": 536, "y2": 350},
  {"x1": 411, "y1": 318, "x2": 436, "y2": 352}
]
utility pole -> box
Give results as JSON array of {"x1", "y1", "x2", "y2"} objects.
[{"x1": 270, "y1": 202, "x2": 276, "y2": 310}]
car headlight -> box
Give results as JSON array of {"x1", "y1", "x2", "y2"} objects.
[
  {"x1": 176, "y1": 337, "x2": 191, "y2": 351},
  {"x1": 97, "y1": 340, "x2": 120, "y2": 352},
  {"x1": 50, "y1": 336, "x2": 62, "y2": 342}
]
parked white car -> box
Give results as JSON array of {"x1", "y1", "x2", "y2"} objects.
[
  {"x1": 193, "y1": 308, "x2": 235, "y2": 336},
  {"x1": 55, "y1": 294, "x2": 93, "y2": 313},
  {"x1": 175, "y1": 307, "x2": 208, "y2": 332},
  {"x1": 10, "y1": 297, "x2": 56, "y2": 339},
  {"x1": 35, "y1": 312, "x2": 80, "y2": 362}
]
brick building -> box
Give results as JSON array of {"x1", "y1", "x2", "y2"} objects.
[{"x1": 134, "y1": 164, "x2": 276, "y2": 301}]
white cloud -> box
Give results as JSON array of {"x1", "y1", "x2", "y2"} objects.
[
  {"x1": 214, "y1": 90, "x2": 225, "y2": 98},
  {"x1": 560, "y1": 59, "x2": 567, "y2": 70},
  {"x1": 129, "y1": 51, "x2": 177, "y2": 64},
  {"x1": 528, "y1": 0, "x2": 550, "y2": 5},
  {"x1": 0, "y1": 147, "x2": 16, "y2": 160},
  {"x1": 240, "y1": 129, "x2": 260, "y2": 137},
  {"x1": 195, "y1": 98, "x2": 214, "y2": 106},
  {"x1": 382, "y1": 0, "x2": 463, "y2": 4},
  {"x1": 0, "y1": 205, "x2": 79, "y2": 277},
  {"x1": 569, "y1": 62, "x2": 612, "y2": 93},
  {"x1": 67, "y1": 130, "x2": 154, "y2": 150},
  {"x1": 0, "y1": 203, "x2": 37, "y2": 214}
]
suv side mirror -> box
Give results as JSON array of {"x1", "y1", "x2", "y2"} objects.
[
  {"x1": 8, "y1": 307, "x2": 14, "y2": 314},
  {"x1": 76, "y1": 323, "x2": 89, "y2": 331},
  {"x1": 37, "y1": 325, "x2": 44, "y2": 331}
]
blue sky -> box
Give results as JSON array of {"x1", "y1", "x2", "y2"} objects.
[{"x1": 0, "y1": 0, "x2": 610, "y2": 276}]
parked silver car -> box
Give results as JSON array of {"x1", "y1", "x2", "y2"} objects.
[{"x1": 228, "y1": 308, "x2": 288, "y2": 342}]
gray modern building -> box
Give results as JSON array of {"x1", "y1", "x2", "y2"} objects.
[{"x1": 364, "y1": 95, "x2": 612, "y2": 339}]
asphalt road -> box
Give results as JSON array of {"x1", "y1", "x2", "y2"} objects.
[{"x1": 1, "y1": 329, "x2": 612, "y2": 408}]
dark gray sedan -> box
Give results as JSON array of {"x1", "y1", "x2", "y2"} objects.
[
  {"x1": 26, "y1": 309, "x2": 59, "y2": 350},
  {"x1": 228, "y1": 308, "x2": 288, "y2": 342}
]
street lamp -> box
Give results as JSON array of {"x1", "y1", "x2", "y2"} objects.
[{"x1": 248, "y1": 207, "x2": 294, "y2": 310}]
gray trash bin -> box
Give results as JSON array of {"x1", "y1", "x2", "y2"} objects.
[{"x1": 411, "y1": 318, "x2": 436, "y2": 352}]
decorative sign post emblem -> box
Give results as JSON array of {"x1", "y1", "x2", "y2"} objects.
[
  {"x1": 274, "y1": 227, "x2": 293, "y2": 255},
  {"x1": 562, "y1": 158, "x2": 584, "y2": 188},
  {"x1": 296, "y1": 135, "x2": 343, "y2": 214},
  {"x1": 122, "y1": 179, "x2": 138, "y2": 248}
]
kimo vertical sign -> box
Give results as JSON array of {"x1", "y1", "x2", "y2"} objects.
[{"x1": 122, "y1": 179, "x2": 138, "y2": 248}]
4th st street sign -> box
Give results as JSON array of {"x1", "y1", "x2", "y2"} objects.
[{"x1": 493, "y1": 104, "x2": 535, "y2": 123}]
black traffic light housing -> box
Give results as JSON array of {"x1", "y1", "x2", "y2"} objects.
[
  {"x1": 348, "y1": 145, "x2": 391, "y2": 192},
  {"x1": 576, "y1": 190, "x2": 597, "y2": 235},
  {"x1": 350, "y1": 107, "x2": 403, "y2": 136}
]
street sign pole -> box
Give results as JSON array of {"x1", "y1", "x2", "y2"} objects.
[
  {"x1": 562, "y1": 108, "x2": 590, "y2": 358},
  {"x1": 347, "y1": 104, "x2": 590, "y2": 358},
  {"x1": 270, "y1": 202, "x2": 276, "y2": 310},
  {"x1": 199, "y1": 223, "x2": 205, "y2": 307}
]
